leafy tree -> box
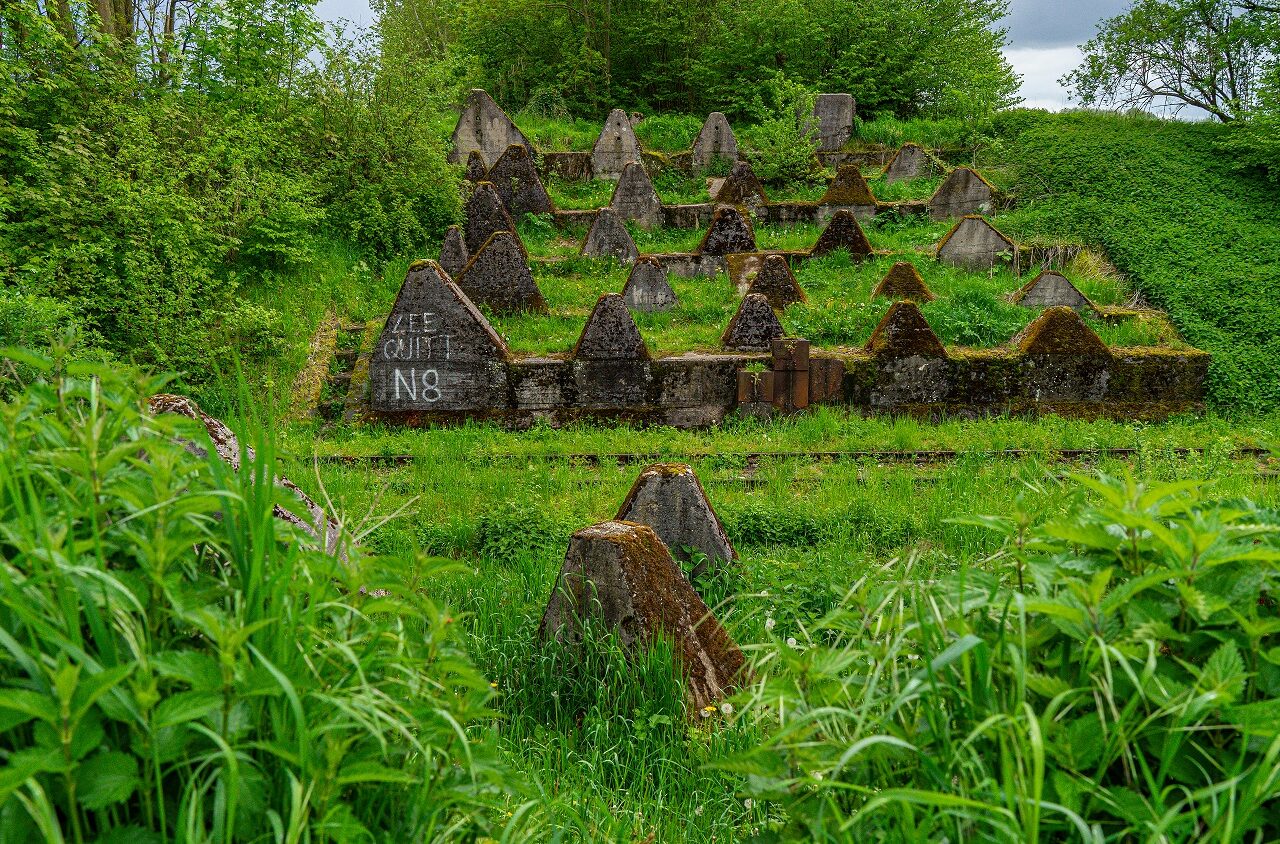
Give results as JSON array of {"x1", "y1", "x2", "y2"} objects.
[{"x1": 1064, "y1": 0, "x2": 1278, "y2": 121}]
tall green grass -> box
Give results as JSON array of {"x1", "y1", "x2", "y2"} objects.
[{"x1": 0, "y1": 349, "x2": 539, "y2": 842}]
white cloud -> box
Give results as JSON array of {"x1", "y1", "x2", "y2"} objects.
[{"x1": 1005, "y1": 46, "x2": 1083, "y2": 111}]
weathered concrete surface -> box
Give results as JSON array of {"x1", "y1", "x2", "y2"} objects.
[
  {"x1": 449, "y1": 89, "x2": 531, "y2": 167},
  {"x1": 592, "y1": 108, "x2": 644, "y2": 180},
  {"x1": 872, "y1": 262, "x2": 936, "y2": 303},
  {"x1": 615, "y1": 463, "x2": 738, "y2": 579},
  {"x1": 928, "y1": 168, "x2": 996, "y2": 221},
  {"x1": 698, "y1": 205, "x2": 757, "y2": 256},
  {"x1": 464, "y1": 181, "x2": 516, "y2": 254},
  {"x1": 455, "y1": 231, "x2": 548, "y2": 314},
  {"x1": 622, "y1": 257, "x2": 678, "y2": 312},
  {"x1": 581, "y1": 207, "x2": 640, "y2": 263},
  {"x1": 812, "y1": 93, "x2": 856, "y2": 151},
  {"x1": 1012, "y1": 271, "x2": 1094, "y2": 312},
  {"x1": 610, "y1": 161, "x2": 664, "y2": 229},
  {"x1": 722, "y1": 293, "x2": 784, "y2": 351},
  {"x1": 488, "y1": 144, "x2": 555, "y2": 220},
  {"x1": 746, "y1": 254, "x2": 806, "y2": 309},
  {"x1": 538, "y1": 520, "x2": 746, "y2": 711},
  {"x1": 653, "y1": 253, "x2": 728, "y2": 278},
  {"x1": 809, "y1": 209, "x2": 873, "y2": 259},
  {"x1": 691, "y1": 112, "x2": 739, "y2": 169},
  {"x1": 439, "y1": 225, "x2": 469, "y2": 278},
  {"x1": 821, "y1": 164, "x2": 878, "y2": 208},
  {"x1": 541, "y1": 152, "x2": 594, "y2": 181},
  {"x1": 465, "y1": 150, "x2": 488, "y2": 182},
  {"x1": 369, "y1": 260, "x2": 510, "y2": 413},
  {"x1": 882, "y1": 143, "x2": 942, "y2": 184},
  {"x1": 936, "y1": 216, "x2": 1018, "y2": 271},
  {"x1": 662, "y1": 204, "x2": 716, "y2": 229},
  {"x1": 575, "y1": 293, "x2": 650, "y2": 360},
  {"x1": 713, "y1": 161, "x2": 768, "y2": 209},
  {"x1": 866, "y1": 301, "x2": 947, "y2": 359},
  {"x1": 149, "y1": 394, "x2": 347, "y2": 558}
]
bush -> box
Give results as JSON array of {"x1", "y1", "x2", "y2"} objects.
[
  {"x1": 730, "y1": 471, "x2": 1280, "y2": 840},
  {"x1": 0, "y1": 352, "x2": 520, "y2": 840}
]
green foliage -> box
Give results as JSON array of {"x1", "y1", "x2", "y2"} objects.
[
  {"x1": 999, "y1": 111, "x2": 1280, "y2": 410},
  {"x1": 729, "y1": 471, "x2": 1280, "y2": 840},
  {"x1": 739, "y1": 76, "x2": 821, "y2": 183},
  {"x1": 434, "y1": 0, "x2": 1018, "y2": 121},
  {"x1": 0, "y1": 0, "x2": 462, "y2": 396},
  {"x1": 0, "y1": 350, "x2": 521, "y2": 840},
  {"x1": 1063, "y1": 0, "x2": 1277, "y2": 122}
]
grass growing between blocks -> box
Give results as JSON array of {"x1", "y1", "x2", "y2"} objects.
[{"x1": 286, "y1": 430, "x2": 1280, "y2": 840}]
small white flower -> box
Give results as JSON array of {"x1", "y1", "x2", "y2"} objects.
[
  {"x1": 760, "y1": 590, "x2": 769, "y2": 597},
  {"x1": 764, "y1": 617, "x2": 775, "y2": 631},
  {"x1": 811, "y1": 770, "x2": 824, "y2": 780},
  {"x1": 786, "y1": 637, "x2": 797, "y2": 648},
  {"x1": 744, "y1": 798, "x2": 754, "y2": 810},
  {"x1": 720, "y1": 702, "x2": 734, "y2": 715},
  {"x1": 694, "y1": 805, "x2": 704, "y2": 816}
]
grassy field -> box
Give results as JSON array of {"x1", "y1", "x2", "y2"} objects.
[{"x1": 14, "y1": 110, "x2": 1280, "y2": 842}]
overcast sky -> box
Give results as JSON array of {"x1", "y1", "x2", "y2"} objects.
[{"x1": 313, "y1": 0, "x2": 1135, "y2": 111}]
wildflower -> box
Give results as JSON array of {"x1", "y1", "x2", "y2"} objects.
[
  {"x1": 744, "y1": 798, "x2": 754, "y2": 810},
  {"x1": 764, "y1": 617, "x2": 775, "y2": 631},
  {"x1": 694, "y1": 805, "x2": 704, "y2": 817},
  {"x1": 786, "y1": 637, "x2": 797, "y2": 648},
  {"x1": 700, "y1": 705, "x2": 715, "y2": 718},
  {"x1": 489, "y1": 682, "x2": 498, "y2": 689},
  {"x1": 720, "y1": 702, "x2": 734, "y2": 715}
]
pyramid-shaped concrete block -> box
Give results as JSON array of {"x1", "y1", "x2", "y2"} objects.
[
  {"x1": 622, "y1": 257, "x2": 678, "y2": 312},
  {"x1": 882, "y1": 143, "x2": 941, "y2": 184},
  {"x1": 1012, "y1": 271, "x2": 1095, "y2": 312},
  {"x1": 591, "y1": 108, "x2": 643, "y2": 180},
  {"x1": 871, "y1": 262, "x2": 936, "y2": 303},
  {"x1": 449, "y1": 88, "x2": 531, "y2": 167},
  {"x1": 697, "y1": 205, "x2": 757, "y2": 256},
  {"x1": 691, "y1": 112, "x2": 738, "y2": 169},
  {"x1": 438, "y1": 225, "x2": 469, "y2": 278},
  {"x1": 455, "y1": 230, "x2": 548, "y2": 314},
  {"x1": 615, "y1": 463, "x2": 738, "y2": 579},
  {"x1": 713, "y1": 160, "x2": 768, "y2": 207},
  {"x1": 538, "y1": 520, "x2": 747, "y2": 711},
  {"x1": 573, "y1": 293, "x2": 650, "y2": 360},
  {"x1": 1013, "y1": 306, "x2": 1110, "y2": 357},
  {"x1": 936, "y1": 216, "x2": 1017, "y2": 271},
  {"x1": 369, "y1": 260, "x2": 510, "y2": 411},
  {"x1": 721, "y1": 293, "x2": 784, "y2": 351},
  {"x1": 747, "y1": 254, "x2": 806, "y2": 309},
  {"x1": 464, "y1": 150, "x2": 488, "y2": 182},
  {"x1": 464, "y1": 181, "x2": 516, "y2": 254},
  {"x1": 821, "y1": 164, "x2": 877, "y2": 207},
  {"x1": 865, "y1": 301, "x2": 947, "y2": 359},
  {"x1": 609, "y1": 161, "x2": 663, "y2": 229},
  {"x1": 928, "y1": 168, "x2": 996, "y2": 221},
  {"x1": 488, "y1": 144, "x2": 555, "y2": 220},
  {"x1": 581, "y1": 207, "x2": 639, "y2": 264},
  {"x1": 809, "y1": 210, "x2": 873, "y2": 259}
]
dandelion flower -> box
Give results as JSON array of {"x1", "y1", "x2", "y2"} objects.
[
  {"x1": 786, "y1": 637, "x2": 797, "y2": 648},
  {"x1": 764, "y1": 617, "x2": 775, "y2": 631},
  {"x1": 744, "y1": 798, "x2": 754, "y2": 810},
  {"x1": 720, "y1": 702, "x2": 734, "y2": 715}
]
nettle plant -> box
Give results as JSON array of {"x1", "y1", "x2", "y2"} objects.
[
  {"x1": 0, "y1": 350, "x2": 525, "y2": 843},
  {"x1": 729, "y1": 472, "x2": 1280, "y2": 842}
]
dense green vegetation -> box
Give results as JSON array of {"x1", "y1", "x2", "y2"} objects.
[
  {"x1": 994, "y1": 111, "x2": 1280, "y2": 411},
  {"x1": 5, "y1": 0, "x2": 1280, "y2": 840}
]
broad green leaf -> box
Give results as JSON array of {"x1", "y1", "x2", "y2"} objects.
[{"x1": 75, "y1": 751, "x2": 140, "y2": 810}]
